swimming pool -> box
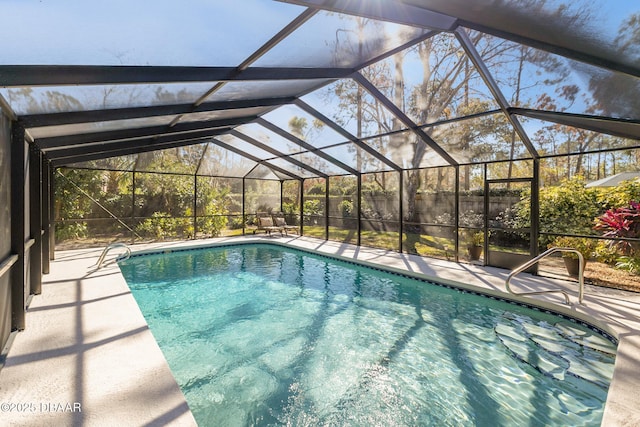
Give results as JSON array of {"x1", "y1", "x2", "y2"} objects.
[{"x1": 119, "y1": 243, "x2": 616, "y2": 426}]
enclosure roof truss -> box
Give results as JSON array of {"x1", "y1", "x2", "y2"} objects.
[{"x1": 0, "y1": 0, "x2": 638, "y2": 178}]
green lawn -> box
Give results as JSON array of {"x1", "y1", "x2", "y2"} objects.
[{"x1": 302, "y1": 226, "x2": 455, "y2": 260}]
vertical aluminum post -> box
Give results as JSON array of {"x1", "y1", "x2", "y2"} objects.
[
  {"x1": 10, "y1": 123, "x2": 26, "y2": 330},
  {"x1": 29, "y1": 146, "x2": 42, "y2": 295}
]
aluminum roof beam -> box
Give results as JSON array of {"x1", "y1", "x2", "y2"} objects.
[
  {"x1": 209, "y1": 138, "x2": 301, "y2": 181},
  {"x1": 20, "y1": 97, "x2": 294, "y2": 128},
  {"x1": 355, "y1": 30, "x2": 440, "y2": 72},
  {"x1": 230, "y1": 129, "x2": 328, "y2": 178},
  {"x1": 46, "y1": 128, "x2": 231, "y2": 160},
  {"x1": 510, "y1": 108, "x2": 640, "y2": 142},
  {"x1": 285, "y1": 0, "x2": 640, "y2": 83},
  {"x1": 0, "y1": 66, "x2": 355, "y2": 87},
  {"x1": 255, "y1": 118, "x2": 360, "y2": 176},
  {"x1": 50, "y1": 137, "x2": 214, "y2": 167},
  {"x1": 277, "y1": 0, "x2": 458, "y2": 31},
  {"x1": 461, "y1": 22, "x2": 640, "y2": 80},
  {"x1": 290, "y1": 0, "x2": 640, "y2": 82},
  {"x1": 455, "y1": 28, "x2": 539, "y2": 159},
  {"x1": 352, "y1": 72, "x2": 459, "y2": 167},
  {"x1": 37, "y1": 117, "x2": 253, "y2": 149},
  {"x1": 293, "y1": 99, "x2": 403, "y2": 172},
  {"x1": 239, "y1": 9, "x2": 318, "y2": 71},
  {"x1": 175, "y1": 8, "x2": 319, "y2": 125},
  {"x1": 10, "y1": 1, "x2": 638, "y2": 179},
  {"x1": 406, "y1": 1, "x2": 640, "y2": 80}
]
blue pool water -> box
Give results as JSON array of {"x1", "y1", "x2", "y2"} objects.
[{"x1": 119, "y1": 244, "x2": 616, "y2": 426}]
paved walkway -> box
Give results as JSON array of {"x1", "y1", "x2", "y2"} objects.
[
  {"x1": 0, "y1": 246, "x2": 196, "y2": 427},
  {"x1": 0, "y1": 235, "x2": 638, "y2": 426}
]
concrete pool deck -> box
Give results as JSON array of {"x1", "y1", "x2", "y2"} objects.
[{"x1": 0, "y1": 235, "x2": 638, "y2": 426}]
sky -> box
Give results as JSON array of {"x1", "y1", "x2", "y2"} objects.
[
  {"x1": 0, "y1": 0, "x2": 304, "y2": 65},
  {"x1": 2, "y1": 0, "x2": 637, "y2": 66}
]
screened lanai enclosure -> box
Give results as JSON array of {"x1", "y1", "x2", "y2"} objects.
[{"x1": 1, "y1": 0, "x2": 640, "y2": 350}]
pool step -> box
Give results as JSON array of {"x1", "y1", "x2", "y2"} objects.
[{"x1": 495, "y1": 313, "x2": 616, "y2": 389}]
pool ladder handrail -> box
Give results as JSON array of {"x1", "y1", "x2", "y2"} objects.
[
  {"x1": 94, "y1": 243, "x2": 131, "y2": 269},
  {"x1": 505, "y1": 247, "x2": 584, "y2": 305}
]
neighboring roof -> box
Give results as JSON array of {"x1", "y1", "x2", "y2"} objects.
[
  {"x1": 586, "y1": 172, "x2": 640, "y2": 187},
  {"x1": 0, "y1": 0, "x2": 639, "y2": 179}
]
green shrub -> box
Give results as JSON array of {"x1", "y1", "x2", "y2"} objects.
[
  {"x1": 465, "y1": 231, "x2": 484, "y2": 247},
  {"x1": 515, "y1": 176, "x2": 600, "y2": 247},
  {"x1": 339, "y1": 200, "x2": 354, "y2": 217},
  {"x1": 229, "y1": 216, "x2": 245, "y2": 230},
  {"x1": 55, "y1": 221, "x2": 88, "y2": 241},
  {"x1": 196, "y1": 186, "x2": 231, "y2": 236},
  {"x1": 303, "y1": 199, "x2": 322, "y2": 215},
  {"x1": 615, "y1": 256, "x2": 640, "y2": 275},
  {"x1": 593, "y1": 240, "x2": 619, "y2": 264},
  {"x1": 282, "y1": 202, "x2": 298, "y2": 214},
  {"x1": 282, "y1": 202, "x2": 299, "y2": 225},
  {"x1": 136, "y1": 212, "x2": 192, "y2": 239},
  {"x1": 303, "y1": 199, "x2": 322, "y2": 224},
  {"x1": 198, "y1": 214, "x2": 228, "y2": 237},
  {"x1": 596, "y1": 179, "x2": 640, "y2": 210},
  {"x1": 54, "y1": 168, "x2": 102, "y2": 241},
  {"x1": 549, "y1": 236, "x2": 597, "y2": 260}
]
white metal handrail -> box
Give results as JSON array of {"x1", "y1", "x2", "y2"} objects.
[
  {"x1": 505, "y1": 247, "x2": 585, "y2": 305},
  {"x1": 94, "y1": 243, "x2": 131, "y2": 269}
]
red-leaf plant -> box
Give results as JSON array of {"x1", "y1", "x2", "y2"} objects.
[{"x1": 594, "y1": 201, "x2": 640, "y2": 256}]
